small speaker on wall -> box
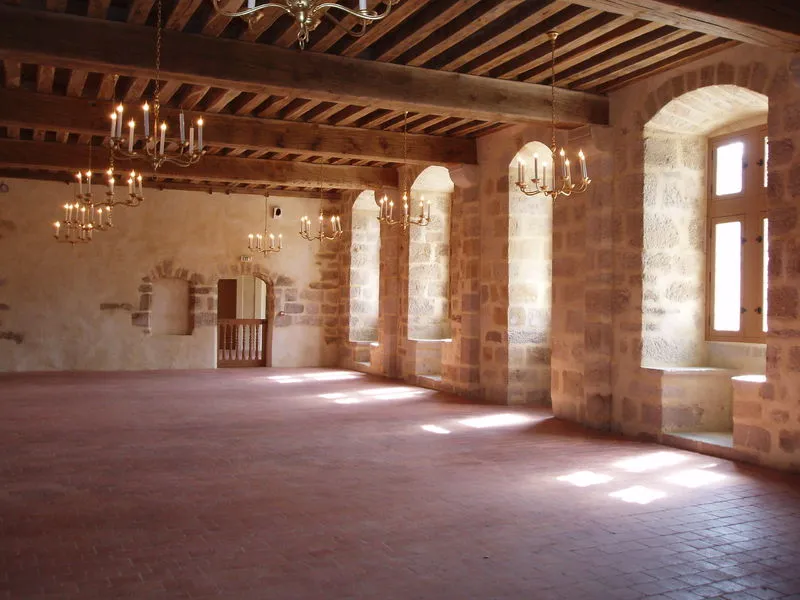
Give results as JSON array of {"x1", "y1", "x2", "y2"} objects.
[{"x1": 272, "y1": 206, "x2": 282, "y2": 219}]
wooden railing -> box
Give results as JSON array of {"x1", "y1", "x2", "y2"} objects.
[{"x1": 217, "y1": 319, "x2": 267, "y2": 367}]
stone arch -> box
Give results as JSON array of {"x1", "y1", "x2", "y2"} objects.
[
  {"x1": 408, "y1": 166, "x2": 454, "y2": 340},
  {"x1": 507, "y1": 140, "x2": 553, "y2": 404},
  {"x1": 642, "y1": 84, "x2": 768, "y2": 367},
  {"x1": 349, "y1": 190, "x2": 380, "y2": 342}
]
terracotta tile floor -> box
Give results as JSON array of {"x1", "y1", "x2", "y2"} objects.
[{"x1": 1, "y1": 368, "x2": 800, "y2": 600}]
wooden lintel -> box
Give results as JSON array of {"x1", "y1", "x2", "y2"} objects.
[
  {"x1": 0, "y1": 5, "x2": 609, "y2": 126},
  {"x1": 0, "y1": 139, "x2": 398, "y2": 190},
  {"x1": 570, "y1": 0, "x2": 800, "y2": 51},
  {"x1": 0, "y1": 88, "x2": 477, "y2": 165}
]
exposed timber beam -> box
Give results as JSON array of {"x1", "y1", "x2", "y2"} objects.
[
  {"x1": 569, "y1": 0, "x2": 800, "y2": 51},
  {"x1": 0, "y1": 169, "x2": 342, "y2": 198},
  {"x1": 0, "y1": 139, "x2": 398, "y2": 190},
  {"x1": 0, "y1": 5, "x2": 609, "y2": 126},
  {"x1": 0, "y1": 89, "x2": 477, "y2": 165}
]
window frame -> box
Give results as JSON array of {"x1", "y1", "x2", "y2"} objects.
[{"x1": 706, "y1": 124, "x2": 768, "y2": 343}]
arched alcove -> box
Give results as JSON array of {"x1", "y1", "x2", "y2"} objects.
[
  {"x1": 349, "y1": 190, "x2": 380, "y2": 342},
  {"x1": 508, "y1": 141, "x2": 553, "y2": 403},
  {"x1": 408, "y1": 166, "x2": 454, "y2": 341},
  {"x1": 642, "y1": 84, "x2": 768, "y2": 367}
]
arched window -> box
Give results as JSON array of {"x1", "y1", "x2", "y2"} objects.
[
  {"x1": 643, "y1": 84, "x2": 768, "y2": 367},
  {"x1": 508, "y1": 141, "x2": 553, "y2": 403},
  {"x1": 349, "y1": 190, "x2": 380, "y2": 342},
  {"x1": 407, "y1": 166, "x2": 454, "y2": 341}
]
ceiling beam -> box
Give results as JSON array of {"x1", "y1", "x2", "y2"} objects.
[
  {"x1": 0, "y1": 5, "x2": 609, "y2": 126},
  {"x1": 569, "y1": 0, "x2": 800, "y2": 51},
  {"x1": 0, "y1": 169, "x2": 342, "y2": 198},
  {"x1": 0, "y1": 89, "x2": 477, "y2": 165},
  {"x1": 0, "y1": 140, "x2": 398, "y2": 190}
]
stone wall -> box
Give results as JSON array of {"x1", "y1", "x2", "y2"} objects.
[
  {"x1": 611, "y1": 44, "x2": 800, "y2": 470},
  {"x1": 0, "y1": 179, "x2": 338, "y2": 371},
  {"x1": 348, "y1": 191, "x2": 380, "y2": 343}
]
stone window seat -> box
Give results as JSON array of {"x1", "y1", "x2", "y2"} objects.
[
  {"x1": 406, "y1": 338, "x2": 451, "y2": 380},
  {"x1": 643, "y1": 366, "x2": 736, "y2": 433}
]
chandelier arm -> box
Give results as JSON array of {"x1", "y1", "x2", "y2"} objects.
[
  {"x1": 311, "y1": 1, "x2": 395, "y2": 22},
  {"x1": 209, "y1": 0, "x2": 292, "y2": 19}
]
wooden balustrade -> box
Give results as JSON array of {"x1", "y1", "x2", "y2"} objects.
[{"x1": 217, "y1": 319, "x2": 267, "y2": 367}]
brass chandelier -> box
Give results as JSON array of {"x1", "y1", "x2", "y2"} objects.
[
  {"x1": 248, "y1": 195, "x2": 283, "y2": 254},
  {"x1": 108, "y1": 0, "x2": 205, "y2": 170},
  {"x1": 300, "y1": 212, "x2": 342, "y2": 242},
  {"x1": 515, "y1": 32, "x2": 590, "y2": 199},
  {"x1": 377, "y1": 111, "x2": 430, "y2": 230},
  {"x1": 211, "y1": 0, "x2": 401, "y2": 49}
]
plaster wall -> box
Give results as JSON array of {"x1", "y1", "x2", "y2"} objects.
[{"x1": 0, "y1": 178, "x2": 340, "y2": 371}]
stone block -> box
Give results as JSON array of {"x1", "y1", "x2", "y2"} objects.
[
  {"x1": 769, "y1": 287, "x2": 798, "y2": 319},
  {"x1": 734, "y1": 424, "x2": 772, "y2": 453},
  {"x1": 284, "y1": 303, "x2": 304, "y2": 314},
  {"x1": 779, "y1": 430, "x2": 800, "y2": 453}
]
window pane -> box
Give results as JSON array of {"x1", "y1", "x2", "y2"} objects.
[
  {"x1": 713, "y1": 221, "x2": 742, "y2": 332},
  {"x1": 763, "y1": 218, "x2": 769, "y2": 333},
  {"x1": 764, "y1": 137, "x2": 769, "y2": 188},
  {"x1": 715, "y1": 141, "x2": 744, "y2": 196}
]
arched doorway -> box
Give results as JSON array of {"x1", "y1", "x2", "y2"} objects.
[{"x1": 217, "y1": 275, "x2": 272, "y2": 367}]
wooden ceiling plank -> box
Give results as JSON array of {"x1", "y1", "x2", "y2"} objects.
[
  {"x1": 467, "y1": 7, "x2": 601, "y2": 77},
  {"x1": 0, "y1": 88, "x2": 477, "y2": 164},
  {"x1": 36, "y1": 65, "x2": 55, "y2": 94},
  {"x1": 340, "y1": 0, "x2": 429, "y2": 57},
  {"x1": 234, "y1": 92, "x2": 271, "y2": 116},
  {"x1": 157, "y1": 80, "x2": 183, "y2": 105},
  {"x1": 523, "y1": 20, "x2": 662, "y2": 83},
  {"x1": 3, "y1": 60, "x2": 21, "y2": 88},
  {"x1": 66, "y1": 70, "x2": 89, "y2": 97},
  {"x1": 204, "y1": 88, "x2": 241, "y2": 113},
  {"x1": 498, "y1": 14, "x2": 631, "y2": 81},
  {"x1": 599, "y1": 39, "x2": 740, "y2": 92},
  {"x1": 87, "y1": 0, "x2": 111, "y2": 19},
  {"x1": 308, "y1": 103, "x2": 353, "y2": 124},
  {"x1": 179, "y1": 84, "x2": 211, "y2": 110},
  {"x1": 237, "y1": 9, "x2": 285, "y2": 42},
  {"x1": 437, "y1": 0, "x2": 570, "y2": 72},
  {"x1": 127, "y1": 0, "x2": 156, "y2": 24},
  {"x1": 406, "y1": 0, "x2": 528, "y2": 68},
  {"x1": 257, "y1": 95, "x2": 297, "y2": 119},
  {"x1": 165, "y1": 0, "x2": 204, "y2": 32},
  {"x1": 124, "y1": 77, "x2": 150, "y2": 102},
  {"x1": 0, "y1": 6, "x2": 608, "y2": 126},
  {"x1": 45, "y1": 0, "x2": 68, "y2": 12},
  {"x1": 201, "y1": 0, "x2": 240, "y2": 37},
  {"x1": 334, "y1": 106, "x2": 380, "y2": 127},
  {"x1": 573, "y1": 32, "x2": 718, "y2": 90},
  {"x1": 373, "y1": 0, "x2": 484, "y2": 63},
  {"x1": 0, "y1": 139, "x2": 398, "y2": 189},
  {"x1": 569, "y1": 0, "x2": 800, "y2": 51},
  {"x1": 555, "y1": 27, "x2": 688, "y2": 87}
]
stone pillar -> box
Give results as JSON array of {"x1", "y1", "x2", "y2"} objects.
[
  {"x1": 446, "y1": 165, "x2": 482, "y2": 397},
  {"x1": 760, "y1": 58, "x2": 800, "y2": 471}
]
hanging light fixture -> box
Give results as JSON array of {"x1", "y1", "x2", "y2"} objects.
[
  {"x1": 515, "y1": 32, "x2": 590, "y2": 199},
  {"x1": 53, "y1": 143, "x2": 116, "y2": 244},
  {"x1": 377, "y1": 111, "x2": 430, "y2": 230},
  {"x1": 300, "y1": 212, "x2": 342, "y2": 242},
  {"x1": 212, "y1": 0, "x2": 401, "y2": 50},
  {"x1": 108, "y1": 0, "x2": 205, "y2": 169},
  {"x1": 248, "y1": 194, "x2": 283, "y2": 254}
]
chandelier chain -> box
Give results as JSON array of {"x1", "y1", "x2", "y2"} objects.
[
  {"x1": 550, "y1": 31, "x2": 557, "y2": 154},
  {"x1": 153, "y1": 0, "x2": 163, "y2": 124}
]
